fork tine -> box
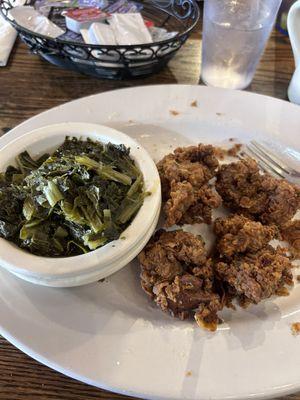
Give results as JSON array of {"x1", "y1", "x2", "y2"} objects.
[
  {"x1": 239, "y1": 148, "x2": 271, "y2": 175},
  {"x1": 251, "y1": 140, "x2": 292, "y2": 175},
  {"x1": 244, "y1": 147, "x2": 285, "y2": 179}
]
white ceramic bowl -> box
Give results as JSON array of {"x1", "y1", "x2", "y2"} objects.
[{"x1": 0, "y1": 122, "x2": 161, "y2": 287}]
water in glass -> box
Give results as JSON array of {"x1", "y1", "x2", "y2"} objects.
[{"x1": 201, "y1": 0, "x2": 282, "y2": 89}]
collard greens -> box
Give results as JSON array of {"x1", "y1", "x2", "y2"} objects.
[{"x1": 0, "y1": 137, "x2": 146, "y2": 257}]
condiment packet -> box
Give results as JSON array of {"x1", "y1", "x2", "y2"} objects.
[
  {"x1": 9, "y1": 6, "x2": 65, "y2": 38},
  {"x1": 59, "y1": 28, "x2": 83, "y2": 41},
  {"x1": 104, "y1": 0, "x2": 142, "y2": 14},
  {"x1": 89, "y1": 22, "x2": 116, "y2": 45},
  {"x1": 65, "y1": 7, "x2": 109, "y2": 33},
  {"x1": 80, "y1": 27, "x2": 93, "y2": 43},
  {"x1": 34, "y1": 0, "x2": 76, "y2": 17},
  {"x1": 149, "y1": 26, "x2": 178, "y2": 42},
  {"x1": 35, "y1": 0, "x2": 107, "y2": 16},
  {"x1": 0, "y1": 15, "x2": 18, "y2": 66},
  {"x1": 109, "y1": 13, "x2": 152, "y2": 45},
  {"x1": 77, "y1": 0, "x2": 108, "y2": 8}
]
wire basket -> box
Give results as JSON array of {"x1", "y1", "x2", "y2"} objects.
[{"x1": 0, "y1": 0, "x2": 200, "y2": 79}]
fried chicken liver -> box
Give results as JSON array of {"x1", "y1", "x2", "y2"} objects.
[
  {"x1": 215, "y1": 246, "x2": 293, "y2": 306},
  {"x1": 214, "y1": 215, "x2": 293, "y2": 306},
  {"x1": 138, "y1": 230, "x2": 223, "y2": 330},
  {"x1": 216, "y1": 159, "x2": 300, "y2": 226},
  {"x1": 157, "y1": 144, "x2": 221, "y2": 227},
  {"x1": 214, "y1": 214, "x2": 278, "y2": 258}
]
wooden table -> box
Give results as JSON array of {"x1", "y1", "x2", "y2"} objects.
[{"x1": 0, "y1": 25, "x2": 298, "y2": 400}]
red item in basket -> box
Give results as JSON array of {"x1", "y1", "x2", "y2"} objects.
[
  {"x1": 144, "y1": 18, "x2": 154, "y2": 28},
  {"x1": 65, "y1": 7, "x2": 108, "y2": 22},
  {"x1": 65, "y1": 7, "x2": 110, "y2": 33}
]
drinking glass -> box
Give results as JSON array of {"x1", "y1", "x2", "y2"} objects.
[{"x1": 201, "y1": 0, "x2": 282, "y2": 89}]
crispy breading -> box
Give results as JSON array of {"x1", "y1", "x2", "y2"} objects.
[
  {"x1": 157, "y1": 144, "x2": 220, "y2": 227},
  {"x1": 214, "y1": 214, "x2": 278, "y2": 257},
  {"x1": 215, "y1": 246, "x2": 293, "y2": 306},
  {"x1": 138, "y1": 230, "x2": 223, "y2": 330},
  {"x1": 281, "y1": 220, "x2": 300, "y2": 259},
  {"x1": 216, "y1": 159, "x2": 300, "y2": 225},
  {"x1": 164, "y1": 182, "x2": 221, "y2": 227}
]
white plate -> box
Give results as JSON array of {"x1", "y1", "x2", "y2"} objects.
[{"x1": 1, "y1": 85, "x2": 300, "y2": 400}]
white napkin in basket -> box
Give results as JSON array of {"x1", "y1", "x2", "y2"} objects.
[{"x1": 0, "y1": 14, "x2": 17, "y2": 66}]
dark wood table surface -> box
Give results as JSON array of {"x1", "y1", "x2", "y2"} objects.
[{"x1": 0, "y1": 23, "x2": 299, "y2": 400}]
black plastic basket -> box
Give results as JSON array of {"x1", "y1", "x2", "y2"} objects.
[{"x1": 0, "y1": 0, "x2": 200, "y2": 79}]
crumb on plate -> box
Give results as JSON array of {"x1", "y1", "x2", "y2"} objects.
[
  {"x1": 227, "y1": 143, "x2": 242, "y2": 157},
  {"x1": 214, "y1": 143, "x2": 242, "y2": 160},
  {"x1": 170, "y1": 110, "x2": 180, "y2": 116},
  {"x1": 291, "y1": 322, "x2": 300, "y2": 335},
  {"x1": 186, "y1": 371, "x2": 192, "y2": 377},
  {"x1": 190, "y1": 100, "x2": 198, "y2": 107}
]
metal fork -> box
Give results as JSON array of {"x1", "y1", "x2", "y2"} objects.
[{"x1": 241, "y1": 140, "x2": 300, "y2": 184}]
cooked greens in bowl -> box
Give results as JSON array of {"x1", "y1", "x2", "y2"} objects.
[{"x1": 0, "y1": 137, "x2": 146, "y2": 257}]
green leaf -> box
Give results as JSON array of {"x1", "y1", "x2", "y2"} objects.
[
  {"x1": 75, "y1": 155, "x2": 132, "y2": 185},
  {"x1": 43, "y1": 180, "x2": 64, "y2": 207},
  {"x1": 16, "y1": 151, "x2": 39, "y2": 174},
  {"x1": 83, "y1": 231, "x2": 107, "y2": 250}
]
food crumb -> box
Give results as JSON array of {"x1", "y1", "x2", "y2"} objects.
[
  {"x1": 190, "y1": 100, "x2": 198, "y2": 107},
  {"x1": 214, "y1": 147, "x2": 226, "y2": 160},
  {"x1": 170, "y1": 110, "x2": 180, "y2": 116},
  {"x1": 186, "y1": 371, "x2": 192, "y2": 377},
  {"x1": 216, "y1": 112, "x2": 223, "y2": 116},
  {"x1": 229, "y1": 138, "x2": 234, "y2": 142},
  {"x1": 214, "y1": 143, "x2": 242, "y2": 160},
  {"x1": 120, "y1": 236, "x2": 126, "y2": 240},
  {"x1": 98, "y1": 278, "x2": 105, "y2": 283},
  {"x1": 291, "y1": 322, "x2": 300, "y2": 336},
  {"x1": 227, "y1": 143, "x2": 242, "y2": 157}
]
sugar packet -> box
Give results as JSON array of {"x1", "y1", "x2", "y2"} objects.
[
  {"x1": 104, "y1": 0, "x2": 143, "y2": 14},
  {"x1": 10, "y1": 6, "x2": 65, "y2": 38},
  {"x1": 110, "y1": 13, "x2": 152, "y2": 45}
]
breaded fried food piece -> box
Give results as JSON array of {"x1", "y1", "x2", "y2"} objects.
[
  {"x1": 216, "y1": 159, "x2": 300, "y2": 226},
  {"x1": 214, "y1": 214, "x2": 278, "y2": 258},
  {"x1": 157, "y1": 144, "x2": 221, "y2": 227},
  {"x1": 164, "y1": 181, "x2": 196, "y2": 227},
  {"x1": 157, "y1": 144, "x2": 219, "y2": 197},
  {"x1": 157, "y1": 155, "x2": 211, "y2": 198},
  {"x1": 177, "y1": 184, "x2": 222, "y2": 226},
  {"x1": 215, "y1": 246, "x2": 293, "y2": 306},
  {"x1": 138, "y1": 230, "x2": 223, "y2": 330},
  {"x1": 261, "y1": 178, "x2": 300, "y2": 226},
  {"x1": 164, "y1": 182, "x2": 221, "y2": 227},
  {"x1": 281, "y1": 220, "x2": 300, "y2": 259},
  {"x1": 216, "y1": 159, "x2": 268, "y2": 214}
]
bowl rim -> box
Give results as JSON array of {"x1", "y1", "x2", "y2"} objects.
[{"x1": 0, "y1": 122, "x2": 161, "y2": 278}]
